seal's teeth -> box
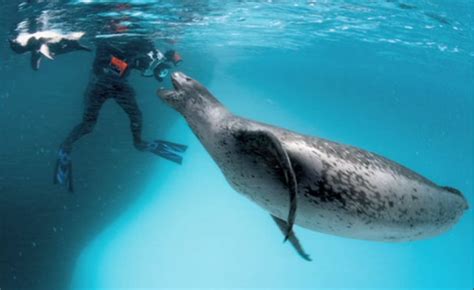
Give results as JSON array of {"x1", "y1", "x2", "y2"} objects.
[
  {"x1": 157, "y1": 89, "x2": 176, "y2": 99},
  {"x1": 156, "y1": 89, "x2": 167, "y2": 97},
  {"x1": 171, "y1": 78, "x2": 179, "y2": 90}
]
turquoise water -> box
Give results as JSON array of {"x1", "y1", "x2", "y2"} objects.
[{"x1": 0, "y1": 1, "x2": 472, "y2": 289}]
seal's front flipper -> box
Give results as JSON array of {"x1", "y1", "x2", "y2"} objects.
[
  {"x1": 54, "y1": 148, "x2": 74, "y2": 193},
  {"x1": 271, "y1": 215, "x2": 312, "y2": 261},
  {"x1": 147, "y1": 140, "x2": 188, "y2": 164},
  {"x1": 235, "y1": 130, "x2": 298, "y2": 240},
  {"x1": 30, "y1": 51, "x2": 42, "y2": 70}
]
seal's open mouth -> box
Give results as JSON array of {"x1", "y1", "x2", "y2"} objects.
[
  {"x1": 157, "y1": 72, "x2": 190, "y2": 101},
  {"x1": 171, "y1": 76, "x2": 180, "y2": 91},
  {"x1": 157, "y1": 87, "x2": 176, "y2": 100},
  {"x1": 157, "y1": 72, "x2": 181, "y2": 100},
  {"x1": 171, "y1": 71, "x2": 187, "y2": 92}
]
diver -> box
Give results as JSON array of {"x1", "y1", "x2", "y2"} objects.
[{"x1": 54, "y1": 36, "x2": 186, "y2": 192}]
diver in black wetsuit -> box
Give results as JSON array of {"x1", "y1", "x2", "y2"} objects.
[{"x1": 54, "y1": 37, "x2": 186, "y2": 192}]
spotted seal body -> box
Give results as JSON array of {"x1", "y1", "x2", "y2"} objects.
[{"x1": 159, "y1": 72, "x2": 468, "y2": 258}]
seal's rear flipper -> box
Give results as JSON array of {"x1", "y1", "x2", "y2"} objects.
[
  {"x1": 235, "y1": 130, "x2": 298, "y2": 239},
  {"x1": 271, "y1": 215, "x2": 312, "y2": 261},
  {"x1": 31, "y1": 51, "x2": 42, "y2": 70}
]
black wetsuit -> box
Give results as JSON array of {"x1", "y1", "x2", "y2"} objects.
[
  {"x1": 54, "y1": 37, "x2": 185, "y2": 192},
  {"x1": 61, "y1": 37, "x2": 156, "y2": 152}
]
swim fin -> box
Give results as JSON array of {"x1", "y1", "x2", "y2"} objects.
[
  {"x1": 147, "y1": 140, "x2": 188, "y2": 164},
  {"x1": 53, "y1": 148, "x2": 74, "y2": 192}
]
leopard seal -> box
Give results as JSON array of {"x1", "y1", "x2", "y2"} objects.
[{"x1": 158, "y1": 72, "x2": 468, "y2": 261}]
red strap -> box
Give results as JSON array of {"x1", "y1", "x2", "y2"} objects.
[{"x1": 110, "y1": 56, "x2": 128, "y2": 76}]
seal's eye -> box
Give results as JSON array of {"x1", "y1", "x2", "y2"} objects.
[{"x1": 185, "y1": 76, "x2": 192, "y2": 81}]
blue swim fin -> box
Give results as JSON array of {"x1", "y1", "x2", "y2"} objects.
[
  {"x1": 54, "y1": 148, "x2": 74, "y2": 192},
  {"x1": 147, "y1": 140, "x2": 188, "y2": 164}
]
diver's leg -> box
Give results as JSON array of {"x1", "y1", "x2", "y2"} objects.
[
  {"x1": 114, "y1": 86, "x2": 187, "y2": 164},
  {"x1": 114, "y1": 86, "x2": 146, "y2": 150},
  {"x1": 55, "y1": 84, "x2": 107, "y2": 192},
  {"x1": 61, "y1": 89, "x2": 105, "y2": 151}
]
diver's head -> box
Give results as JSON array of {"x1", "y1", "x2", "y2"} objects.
[{"x1": 157, "y1": 72, "x2": 220, "y2": 114}]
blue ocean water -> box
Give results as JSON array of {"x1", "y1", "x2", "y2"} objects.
[{"x1": 0, "y1": 1, "x2": 472, "y2": 289}]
